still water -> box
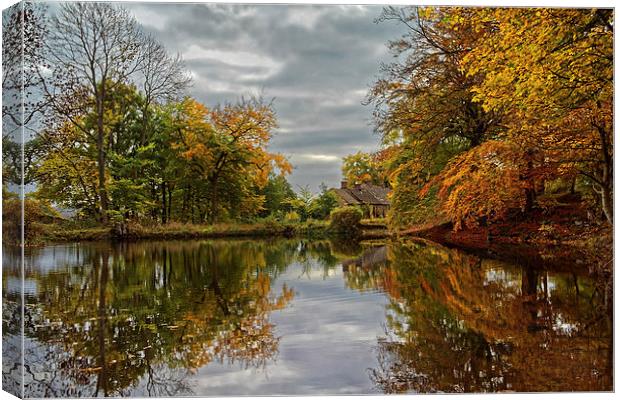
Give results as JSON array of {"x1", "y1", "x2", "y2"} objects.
[{"x1": 2, "y1": 238, "x2": 612, "y2": 396}]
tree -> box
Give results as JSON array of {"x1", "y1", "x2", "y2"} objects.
[
  {"x1": 2, "y1": 2, "x2": 48, "y2": 197},
  {"x1": 2, "y1": 2, "x2": 47, "y2": 134},
  {"x1": 36, "y1": 120, "x2": 100, "y2": 214},
  {"x1": 310, "y1": 183, "x2": 339, "y2": 220},
  {"x1": 174, "y1": 97, "x2": 291, "y2": 222},
  {"x1": 287, "y1": 186, "x2": 315, "y2": 222},
  {"x1": 341, "y1": 151, "x2": 386, "y2": 186},
  {"x1": 39, "y1": 3, "x2": 189, "y2": 223},
  {"x1": 137, "y1": 34, "x2": 191, "y2": 146},
  {"x1": 365, "y1": 6, "x2": 503, "y2": 229},
  {"x1": 259, "y1": 174, "x2": 296, "y2": 218},
  {"x1": 420, "y1": 141, "x2": 530, "y2": 230},
  {"x1": 453, "y1": 8, "x2": 613, "y2": 224}
]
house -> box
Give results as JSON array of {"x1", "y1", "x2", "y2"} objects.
[{"x1": 331, "y1": 181, "x2": 390, "y2": 219}]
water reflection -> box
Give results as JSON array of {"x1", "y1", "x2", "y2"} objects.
[
  {"x1": 2, "y1": 238, "x2": 613, "y2": 396},
  {"x1": 12, "y1": 240, "x2": 300, "y2": 397},
  {"x1": 362, "y1": 239, "x2": 612, "y2": 393}
]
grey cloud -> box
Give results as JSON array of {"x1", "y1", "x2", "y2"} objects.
[{"x1": 126, "y1": 3, "x2": 406, "y2": 191}]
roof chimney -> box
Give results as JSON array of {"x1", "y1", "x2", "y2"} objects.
[{"x1": 341, "y1": 180, "x2": 348, "y2": 189}]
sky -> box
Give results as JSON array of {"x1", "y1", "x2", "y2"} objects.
[{"x1": 125, "y1": 3, "x2": 406, "y2": 192}]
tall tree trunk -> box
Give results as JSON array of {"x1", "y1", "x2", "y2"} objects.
[
  {"x1": 161, "y1": 181, "x2": 167, "y2": 224},
  {"x1": 96, "y1": 94, "x2": 109, "y2": 224},
  {"x1": 181, "y1": 186, "x2": 189, "y2": 220},
  {"x1": 150, "y1": 181, "x2": 158, "y2": 221},
  {"x1": 97, "y1": 128, "x2": 108, "y2": 224},
  {"x1": 167, "y1": 186, "x2": 173, "y2": 222},
  {"x1": 524, "y1": 188, "x2": 535, "y2": 214},
  {"x1": 209, "y1": 186, "x2": 218, "y2": 224}
]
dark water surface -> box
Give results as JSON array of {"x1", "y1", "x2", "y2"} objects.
[{"x1": 2, "y1": 238, "x2": 612, "y2": 396}]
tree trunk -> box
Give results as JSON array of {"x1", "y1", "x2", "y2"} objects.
[
  {"x1": 161, "y1": 181, "x2": 167, "y2": 224},
  {"x1": 96, "y1": 94, "x2": 109, "y2": 224},
  {"x1": 209, "y1": 185, "x2": 218, "y2": 224},
  {"x1": 601, "y1": 184, "x2": 613, "y2": 225},
  {"x1": 167, "y1": 186, "x2": 173, "y2": 222},
  {"x1": 97, "y1": 126, "x2": 108, "y2": 224},
  {"x1": 150, "y1": 181, "x2": 158, "y2": 220},
  {"x1": 524, "y1": 188, "x2": 535, "y2": 214}
]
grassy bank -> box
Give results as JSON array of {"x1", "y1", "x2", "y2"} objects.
[
  {"x1": 39, "y1": 220, "x2": 331, "y2": 243},
  {"x1": 32, "y1": 217, "x2": 391, "y2": 244}
]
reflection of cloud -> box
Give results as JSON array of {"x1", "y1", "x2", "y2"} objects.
[{"x1": 191, "y1": 260, "x2": 389, "y2": 395}]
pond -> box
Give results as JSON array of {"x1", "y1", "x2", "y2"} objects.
[{"x1": 2, "y1": 238, "x2": 612, "y2": 396}]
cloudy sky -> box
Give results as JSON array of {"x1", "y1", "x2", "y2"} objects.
[{"x1": 126, "y1": 3, "x2": 406, "y2": 192}]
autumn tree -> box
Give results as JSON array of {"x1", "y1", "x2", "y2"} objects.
[
  {"x1": 367, "y1": 7, "x2": 613, "y2": 230},
  {"x1": 341, "y1": 151, "x2": 387, "y2": 186},
  {"x1": 173, "y1": 97, "x2": 291, "y2": 222},
  {"x1": 366, "y1": 6, "x2": 503, "y2": 229},
  {"x1": 420, "y1": 141, "x2": 531, "y2": 230},
  {"x1": 452, "y1": 8, "x2": 613, "y2": 224}
]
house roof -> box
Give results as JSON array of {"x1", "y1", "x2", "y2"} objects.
[
  {"x1": 332, "y1": 188, "x2": 362, "y2": 205},
  {"x1": 332, "y1": 183, "x2": 390, "y2": 206}
]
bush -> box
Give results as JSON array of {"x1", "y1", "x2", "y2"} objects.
[
  {"x1": 329, "y1": 206, "x2": 363, "y2": 235},
  {"x1": 2, "y1": 195, "x2": 62, "y2": 244},
  {"x1": 284, "y1": 211, "x2": 300, "y2": 223}
]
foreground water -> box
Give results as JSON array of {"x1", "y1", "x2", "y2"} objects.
[{"x1": 2, "y1": 238, "x2": 612, "y2": 396}]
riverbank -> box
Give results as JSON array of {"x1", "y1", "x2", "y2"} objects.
[
  {"x1": 34, "y1": 219, "x2": 390, "y2": 244},
  {"x1": 401, "y1": 212, "x2": 611, "y2": 251},
  {"x1": 397, "y1": 198, "x2": 612, "y2": 277},
  {"x1": 39, "y1": 220, "x2": 329, "y2": 243}
]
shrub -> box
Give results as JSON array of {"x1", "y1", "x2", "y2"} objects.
[
  {"x1": 2, "y1": 195, "x2": 62, "y2": 244},
  {"x1": 329, "y1": 206, "x2": 363, "y2": 235},
  {"x1": 284, "y1": 211, "x2": 300, "y2": 223}
]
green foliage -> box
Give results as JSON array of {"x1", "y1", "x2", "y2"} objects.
[
  {"x1": 283, "y1": 211, "x2": 300, "y2": 223},
  {"x1": 34, "y1": 86, "x2": 290, "y2": 225},
  {"x1": 310, "y1": 184, "x2": 339, "y2": 220},
  {"x1": 329, "y1": 206, "x2": 363, "y2": 235},
  {"x1": 287, "y1": 186, "x2": 314, "y2": 222},
  {"x1": 286, "y1": 184, "x2": 339, "y2": 222},
  {"x1": 259, "y1": 174, "x2": 296, "y2": 217}
]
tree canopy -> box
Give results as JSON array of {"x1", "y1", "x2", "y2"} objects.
[{"x1": 364, "y1": 6, "x2": 613, "y2": 230}]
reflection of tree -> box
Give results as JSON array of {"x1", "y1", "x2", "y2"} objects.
[
  {"x1": 368, "y1": 240, "x2": 612, "y2": 393},
  {"x1": 2, "y1": 246, "x2": 23, "y2": 396},
  {"x1": 294, "y1": 239, "x2": 366, "y2": 278},
  {"x1": 342, "y1": 246, "x2": 400, "y2": 296},
  {"x1": 10, "y1": 240, "x2": 297, "y2": 397}
]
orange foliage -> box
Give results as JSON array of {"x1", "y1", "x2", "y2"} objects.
[{"x1": 421, "y1": 141, "x2": 529, "y2": 230}]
